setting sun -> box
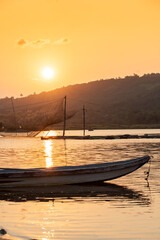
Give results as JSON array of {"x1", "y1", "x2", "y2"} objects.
[{"x1": 42, "y1": 67, "x2": 54, "y2": 80}]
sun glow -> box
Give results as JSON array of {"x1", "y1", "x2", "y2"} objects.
[{"x1": 42, "y1": 67, "x2": 54, "y2": 80}]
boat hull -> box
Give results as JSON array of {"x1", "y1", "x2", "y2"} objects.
[{"x1": 0, "y1": 155, "x2": 150, "y2": 187}]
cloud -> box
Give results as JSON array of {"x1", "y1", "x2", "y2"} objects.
[
  {"x1": 16, "y1": 37, "x2": 71, "y2": 48},
  {"x1": 16, "y1": 38, "x2": 50, "y2": 48},
  {"x1": 53, "y1": 38, "x2": 71, "y2": 45},
  {"x1": 31, "y1": 39, "x2": 51, "y2": 48},
  {"x1": 17, "y1": 39, "x2": 28, "y2": 47}
]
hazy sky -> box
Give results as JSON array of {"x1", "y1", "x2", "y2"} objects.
[{"x1": 0, "y1": 0, "x2": 160, "y2": 98}]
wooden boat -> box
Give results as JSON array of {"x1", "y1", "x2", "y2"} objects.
[{"x1": 0, "y1": 155, "x2": 150, "y2": 187}]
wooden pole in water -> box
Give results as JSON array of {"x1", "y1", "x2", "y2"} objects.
[
  {"x1": 83, "y1": 105, "x2": 86, "y2": 136},
  {"x1": 63, "y1": 96, "x2": 67, "y2": 138},
  {"x1": 11, "y1": 97, "x2": 17, "y2": 132}
]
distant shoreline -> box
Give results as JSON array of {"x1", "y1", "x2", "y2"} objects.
[{"x1": 1, "y1": 125, "x2": 160, "y2": 133}]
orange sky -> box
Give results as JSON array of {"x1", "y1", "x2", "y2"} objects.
[{"x1": 0, "y1": 0, "x2": 160, "y2": 98}]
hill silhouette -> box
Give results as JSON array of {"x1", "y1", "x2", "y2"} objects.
[{"x1": 0, "y1": 73, "x2": 160, "y2": 130}]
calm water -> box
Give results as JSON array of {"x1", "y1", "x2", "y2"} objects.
[{"x1": 0, "y1": 129, "x2": 160, "y2": 239}]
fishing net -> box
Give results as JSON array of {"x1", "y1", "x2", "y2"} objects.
[{"x1": 0, "y1": 96, "x2": 75, "y2": 131}]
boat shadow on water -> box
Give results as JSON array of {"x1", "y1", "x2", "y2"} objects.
[{"x1": 0, "y1": 182, "x2": 151, "y2": 206}]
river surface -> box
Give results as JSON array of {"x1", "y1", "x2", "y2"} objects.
[{"x1": 0, "y1": 129, "x2": 160, "y2": 239}]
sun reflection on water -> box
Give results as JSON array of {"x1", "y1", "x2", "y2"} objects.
[
  {"x1": 44, "y1": 140, "x2": 53, "y2": 168},
  {"x1": 47, "y1": 130, "x2": 57, "y2": 137}
]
